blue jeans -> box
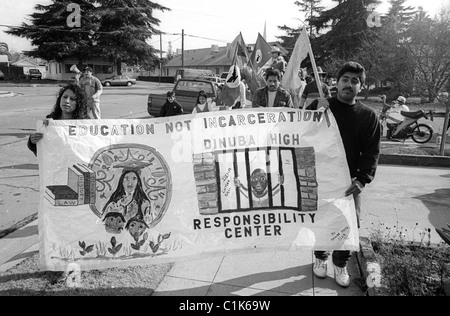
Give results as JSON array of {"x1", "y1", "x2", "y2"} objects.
[{"x1": 314, "y1": 251, "x2": 351, "y2": 268}]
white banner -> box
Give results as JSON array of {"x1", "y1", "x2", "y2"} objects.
[{"x1": 37, "y1": 108, "x2": 359, "y2": 271}]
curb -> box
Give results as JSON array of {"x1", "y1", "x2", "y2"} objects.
[
  {"x1": 0, "y1": 213, "x2": 38, "y2": 239},
  {"x1": 0, "y1": 83, "x2": 64, "y2": 88},
  {"x1": 379, "y1": 153, "x2": 450, "y2": 168},
  {"x1": 356, "y1": 237, "x2": 389, "y2": 296}
]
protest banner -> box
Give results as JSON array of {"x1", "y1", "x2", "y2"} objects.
[{"x1": 37, "y1": 108, "x2": 359, "y2": 271}]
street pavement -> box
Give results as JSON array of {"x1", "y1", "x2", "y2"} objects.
[{"x1": 0, "y1": 83, "x2": 449, "y2": 296}]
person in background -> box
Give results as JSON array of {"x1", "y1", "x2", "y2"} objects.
[
  {"x1": 160, "y1": 91, "x2": 183, "y2": 117},
  {"x1": 300, "y1": 67, "x2": 331, "y2": 109},
  {"x1": 252, "y1": 68, "x2": 293, "y2": 108},
  {"x1": 77, "y1": 66, "x2": 103, "y2": 119},
  {"x1": 292, "y1": 68, "x2": 307, "y2": 109},
  {"x1": 308, "y1": 61, "x2": 381, "y2": 288},
  {"x1": 192, "y1": 90, "x2": 218, "y2": 114},
  {"x1": 379, "y1": 95, "x2": 410, "y2": 138},
  {"x1": 269, "y1": 47, "x2": 287, "y2": 77},
  {"x1": 27, "y1": 83, "x2": 90, "y2": 156}
]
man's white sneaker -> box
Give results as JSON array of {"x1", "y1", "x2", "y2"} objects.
[
  {"x1": 333, "y1": 265, "x2": 350, "y2": 288},
  {"x1": 313, "y1": 259, "x2": 328, "y2": 279}
]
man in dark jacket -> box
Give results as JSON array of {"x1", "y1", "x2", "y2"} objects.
[
  {"x1": 309, "y1": 61, "x2": 381, "y2": 288},
  {"x1": 252, "y1": 68, "x2": 293, "y2": 108}
]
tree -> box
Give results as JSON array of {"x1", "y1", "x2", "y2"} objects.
[
  {"x1": 386, "y1": 0, "x2": 417, "y2": 37},
  {"x1": 405, "y1": 6, "x2": 450, "y2": 102},
  {"x1": 295, "y1": 0, "x2": 325, "y2": 36},
  {"x1": 310, "y1": 0, "x2": 382, "y2": 64},
  {"x1": 92, "y1": 0, "x2": 169, "y2": 74},
  {"x1": 6, "y1": 0, "x2": 169, "y2": 73},
  {"x1": 7, "y1": 0, "x2": 98, "y2": 63},
  {"x1": 277, "y1": 1, "x2": 324, "y2": 65}
]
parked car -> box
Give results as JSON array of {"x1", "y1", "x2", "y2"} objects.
[
  {"x1": 147, "y1": 79, "x2": 224, "y2": 117},
  {"x1": 0, "y1": 70, "x2": 4, "y2": 80},
  {"x1": 28, "y1": 69, "x2": 42, "y2": 80},
  {"x1": 203, "y1": 76, "x2": 222, "y2": 85},
  {"x1": 102, "y1": 75, "x2": 136, "y2": 87},
  {"x1": 174, "y1": 68, "x2": 215, "y2": 83},
  {"x1": 219, "y1": 72, "x2": 228, "y2": 84}
]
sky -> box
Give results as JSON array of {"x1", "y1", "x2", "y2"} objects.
[{"x1": 0, "y1": 0, "x2": 448, "y2": 54}]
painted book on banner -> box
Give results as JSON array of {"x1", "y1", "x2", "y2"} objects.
[
  {"x1": 45, "y1": 185, "x2": 79, "y2": 206},
  {"x1": 45, "y1": 185, "x2": 78, "y2": 200},
  {"x1": 67, "y1": 166, "x2": 85, "y2": 205},
  {"x1": 72, "y1": 164, "x2": 91, "y2": 204},
  {"x1": 45, "y1": 196, "x2": 79, "y2": 207},
  {"x1": 74, "y1": 163, "x2": 96, "y2": 204}
]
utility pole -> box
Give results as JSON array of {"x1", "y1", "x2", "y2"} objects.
[
  {"x1": 159, "y1": 32, "x2": 163, "y2": 85},
  {"x1": 182, "y1": 29, "x2": 185, "y2": 69},
  {"x1": 438, "y1": 80, "x2": 450, "y2": 156},
  {"x1": 439, "y1": 100, "x2": 450, "y2": 156}
]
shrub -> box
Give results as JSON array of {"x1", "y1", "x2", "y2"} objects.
[{"x1": 369, "y1": 223, "x2": 450, "y2": 296}]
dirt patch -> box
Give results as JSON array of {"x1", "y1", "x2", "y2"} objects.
[{"x1": 0, "y1": 253, "x2": 172, "y2": 296}]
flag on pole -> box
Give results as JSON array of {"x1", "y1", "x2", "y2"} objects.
[
  {"x1": 250, "y1": 33, "x2": 272, "y2": 73},
  {"x1": 227, "y1": 33, "x2": 251, "y2": 69},
  {"x1": 282, "y1": 27, "x2": 311, "y2": 108},
  {"x1": 263, "y1": 21, "x2": 267, "y2": 40}
]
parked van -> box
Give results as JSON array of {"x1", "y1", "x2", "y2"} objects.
[{"x1": 174, "y1": 68, "x2": 215, "y2": 82}]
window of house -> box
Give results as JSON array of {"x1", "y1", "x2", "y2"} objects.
[{"x1": 95, "y1": 65, "x2": 113, "y2": 74}]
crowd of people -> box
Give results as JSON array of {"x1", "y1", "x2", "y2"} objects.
[{"x1": 28, "y1": 60, "x2": 383, "y2": 289}]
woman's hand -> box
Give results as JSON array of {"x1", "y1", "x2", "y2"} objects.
[{"x1": 30, "y1": 133, "x2": 44, "y2": 145}]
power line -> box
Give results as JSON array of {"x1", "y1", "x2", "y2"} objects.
[{"x1": 1, "y1": 24, "x2": 231, "y2": 45}]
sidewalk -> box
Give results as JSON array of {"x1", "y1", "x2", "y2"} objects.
[
  {"x1": 0, "y1": 219, "x2": 365, "y2": 296},
  {"x1": 1, "y1": 163, "x2": 449, "y2": 296},
  {"x1": 154, "y1": 250, "x2": 364, "y2": 296}
]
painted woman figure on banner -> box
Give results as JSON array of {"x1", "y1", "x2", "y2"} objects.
[{"x1": 101, "y1": 160, "x2": 158, "y2": 235}]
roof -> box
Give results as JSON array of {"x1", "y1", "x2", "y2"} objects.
[
  {"x1": 12, "y1": 57, "x2": 46, "y2": 67},
  {"x1": 166, "y1": 42, "x2": 287, "y2": 68}
]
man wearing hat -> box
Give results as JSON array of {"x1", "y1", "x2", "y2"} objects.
[
  {"x1": 300, "y1": 67, "x2": 331, "y2": 109},
  {"x1": 383, "y1": 95, "x2": 410, "y2": 126},
  {"x1": 78, "y1": 66, "x2": 103, "y2": 119},
  {"x1": 269, "y1": 47, "x2": 287, "y2": 76}
]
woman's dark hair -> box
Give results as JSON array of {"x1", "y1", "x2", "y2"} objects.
[
  {"x1": 196, "y1": 90, "x2": 208, "y2": 104},
  {"x1": 337, "y1": 62, "x2": 366, "y2": 86},
  {"x1": 47, "y1": 83, "x2": 90, "y2": 119}
]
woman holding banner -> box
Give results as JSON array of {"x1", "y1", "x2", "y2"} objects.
[{"x1": 27, "y1": 83, "x2": 90, "y2": 156}]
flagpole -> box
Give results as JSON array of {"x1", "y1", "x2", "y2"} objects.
[
  {"x1": 302, "y1": 27, "x2": 330, "y2": 126},
  {"x1": 304, "y1": 28, "x2": 325, "y2": 101}
]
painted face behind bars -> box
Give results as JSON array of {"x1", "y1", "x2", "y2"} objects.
[{"x1": 251, "y1": 169, "x2": 268, "y2": 198}]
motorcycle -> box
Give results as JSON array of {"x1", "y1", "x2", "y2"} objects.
[{"x1": 379, "y1": 108, "x2": 434, "y2": 144}]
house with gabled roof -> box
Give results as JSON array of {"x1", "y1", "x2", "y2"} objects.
[
  {"x1": 162, "y1": 42, "x2": 287, "y2": 78},
  {"x1": 12, "y1": 57, "x2": 48, "y2": 79}
]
